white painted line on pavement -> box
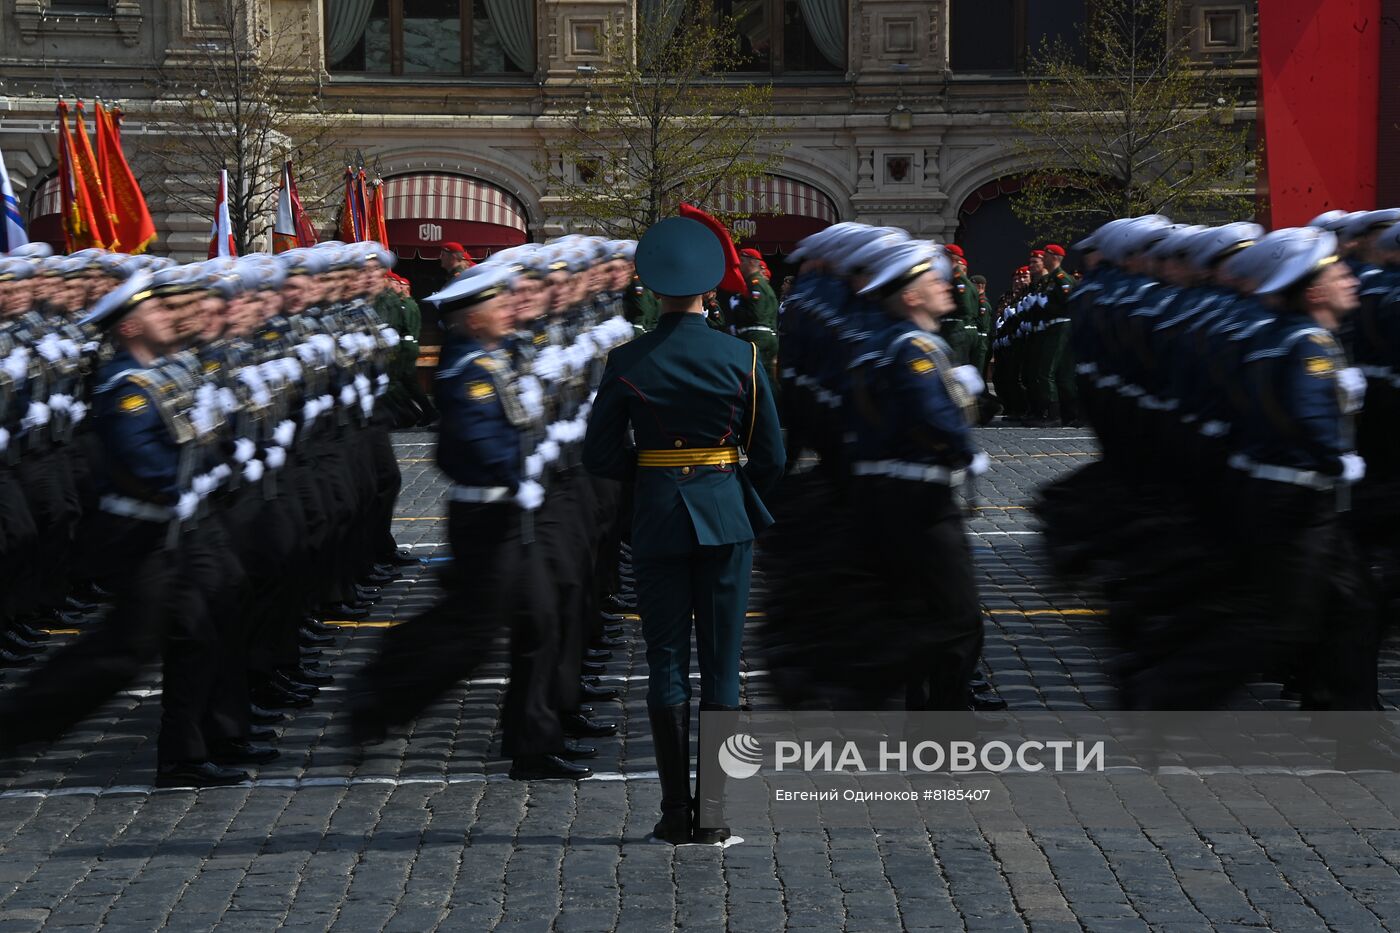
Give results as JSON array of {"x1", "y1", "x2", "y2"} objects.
[
  {"x1": 1036, "y1": 436, "x2": 1095, "y2": 441},
  {"x1": 969, "y1": 531, "x2": 1039, "y2": 536},
  {"x1": 2, "y1": 765, "x2": 1383, "y2": 800}
]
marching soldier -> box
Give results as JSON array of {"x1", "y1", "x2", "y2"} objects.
[{"x1": 723, "y1": 248, "x2": 781, "y2": 386}]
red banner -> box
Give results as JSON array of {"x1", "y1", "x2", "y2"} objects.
[{"x1": 1259, "y1": 0, "x2": 1380, "y2": 226}]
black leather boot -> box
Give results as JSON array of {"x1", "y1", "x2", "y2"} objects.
[
  {"x1": 648, "y1": 703, "x2": 691, "y2": 844},
  {"x1": 693, "y1": 702, "x2": 737, "y2": 845}
]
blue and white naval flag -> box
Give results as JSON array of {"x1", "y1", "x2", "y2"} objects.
[{"x1": 0, "y1": 149, "x2": 29, "y2": 253}]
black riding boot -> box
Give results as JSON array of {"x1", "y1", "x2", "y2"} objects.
[
  {"x1": 648, "y1": 703, "x2": 691, "y2": 844},
  {"x1": 694, "y1": 702, "x2": 737, "y2": 845}
]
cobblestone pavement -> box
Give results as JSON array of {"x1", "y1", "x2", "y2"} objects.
[{"x1": 0, "y1": 427, "x2": 1398, "y2": 932}]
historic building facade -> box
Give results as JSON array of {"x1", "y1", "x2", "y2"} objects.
[{"x1": 0, "y1": 0, "x2": 1258, "y2": 297}]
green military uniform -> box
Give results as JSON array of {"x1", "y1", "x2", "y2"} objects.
[
  {"x1": 623, "y1": 274, "x2": 660, "y2": 336},
  {"x1": 943, "y1": 270, "x2": 980, "y2": 366},
  {"x1": 1042, "y1": 266, "x2": 1078, "y2": 423},
  {"x1": 974, "y1": 289, "x2": 994, "y2": 376},
  {"x1": 1022, "y1": 272, "x2": 1051, "y2": 419},
  {"x1": 374, "y1": 288, "x2": 429, "y2": 425},
  {"x1": 722, "y1": 274, "x2": 780, "y2": 386}
]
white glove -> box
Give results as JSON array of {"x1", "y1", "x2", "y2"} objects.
[
  {"x1": 1342, "y1": 453, "x2": 1366, "y2": 484},
  {"x1": 23, "y1": 401, "x2": 50, "y2": 429},
  {"x1": 243, "y1": 459, "x2": 265, "y2": 483},
  {"x1": 524, "y1": 453, "x2": 544, "y2": 479},
  {"x1": 969, "y1": 451, "x2": 991, "y2": 476},
  {"x1": 951, "y1": 365, "x2": 986, "y2": 397},
  {"x1": 514, "y1": 479, "x2": 545, "y2": 511},
  {"x1": 274, "y1": 420, "x2": 296, "y2": 448},
  {"x1": 176, "y1": 491, "x2": 200, "y2": 521},
  {"x1": 265, "y1": 446, "x2": 287, "y2": 470},
  {"x1": 69, "y1": 401, "x2": 87, "y2": 424},
  {"x1": 339, "y1": 385, "x2": 357, "y2": 407},
  {"x1": 1336, "y1": 366, "x2": 1367, "y2": 412},
  {"x1": 0, "y1": 427, "x2": 8, "y2": 452},
  {"x1": 233, "y1": 437, "x2": 257, "y2": 464}
]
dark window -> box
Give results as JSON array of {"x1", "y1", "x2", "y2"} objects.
[
  {"x1": 326, "y1": 0, "x2": 530, "y2": 77},
  {"x1": 649, "y1": 0, "x2": 841, "y2": 75},
  {"x1": 950, "y1": 0, "x2": 1087, "y2": 73},
  {"x1": 46, "y1": 0, "x2": 112, "y2": 12}
]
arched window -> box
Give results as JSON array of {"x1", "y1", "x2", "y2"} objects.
[{"x1": 325, "y1": 0, "x2": 534, "y2": 76}]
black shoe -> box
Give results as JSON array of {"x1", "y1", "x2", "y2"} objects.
[
  {"x1": 3, "y1": 631, "x2": 45, "y2": 652},
  {"x1": 691, "y1": 826, "x2": 732, "y2": 845},
  {"x1": 602, "y1": 624, "x2": 625, "y2": 638},
  {"x1": 387, "y1": 548, "x2": 419, "y2": 567},
  {"x1": 968, "y1": 677, "x2": 992, "y2": 694},
  {"x1": 372, "y1": 563, "x2": 403, "y2": 578},
  {"x1": 299, "y1": 646, "x2": 323, "y2": 662},
  {"x1": 248, "y1": 726, "x2": 277, "y2": 742},
  {"x1": 155, "y1": 760, "x2": 250, "y2": 789},
  {"x1": 593, "y1": 634, "x2": 625, "y2": 650},
  {"x1": 211, "y1": 741, "x2": 280, "y2": 766},
  {"x1": 0, "y1": 648, "x2": 34, "y2": 667},
  {"x1": 581, "y1": 661, "x2": 607, "y2": 677},
  {"x1": 968, "y1": 691, "x2": 1008, "y2": 712},
  {"x1": 565, "y1": 712, "x2": 618, "y2": 738},
  {"x1": 509, "y1": 754, "x2": 593, "y2": 780},
  {"x1": 600, "y1": 610, "x2": 629, "y2": 623},
  {"x1": 561, "y1": 739, "x2": 598, "y2": 760},
  {"x1": 299, "y1": 629, "x2": 336, "y2": 648},
  {"x1": 585, "y1": 648, "x2": 612, "y2": 662},
  {"x1": 295, "y1": 666, "x2": 335, "y2": 687},
  {"x1": 354, "y1": 585, "x2": 381, "y2": 602},
  {"x1": 362, "y1": 571, "x2": 396, "y2": 586},
  {"x1": 324, "y1": 604, "x2": 369, "y2": 620},
  {"x1": 649, "y1": 703, "x2": 692, "y2": 845},
  {"x1": 579, "y1": 680, "x2": 620, "y2": 701},
  {"x1": 63, "y1": 595, "x2": 101, "y2": 613},
  {"x1": 11, "y1": 622, "x2": 46, "y2": 641},
  {"x1": 273, "y1": 670, "x2": 320, "y2": 696},
  {"x1": 253, "y1": 685, "x2": 314, "y2": 710},
  {"x1": 249, "y1": 704, "x2": 287, "y2": 725},
  {"x1": 303, "y1": 617, "x2": 336, "y2": 636}
]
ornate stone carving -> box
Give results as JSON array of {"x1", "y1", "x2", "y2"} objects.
[{"x1": 14, "y1": 0, "x2": 143, "y2": 48}]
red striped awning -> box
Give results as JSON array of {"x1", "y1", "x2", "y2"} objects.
[
  {"x1": 713, "y1": 176, "x2": 838, "y2": 224},
  {"x1": 26, "y1": 175, "x2": 65, "y2": 251},
  {"x1": 28, "y1": 175, "x2": 62, "y2": 220},
  {"x1": 383, "y1": 173, "x2": 529, "y2": 260}
]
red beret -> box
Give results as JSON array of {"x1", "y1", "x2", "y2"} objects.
[
  {"x1": 1044, "y1": 244, "x2": 1066, "y2": 256},
  {"x1": 1017, "y1": 266, "x2": 1030, "y2": 274},
  {"x1": 739, "y1": 248, "x2": 763, "y2": 259},
  {"x1": 441, "y1": 241, "x2": 467, "y2": 255},
  {"x1": 944, "y1": 244, "x2": 965, "y2": 258},
  {"x1": 1029, "y1": 249, "x2": 1045, "y2": 258},
  {"x1": 386, "y1": 272, "x2": 410, "y2": 284}
]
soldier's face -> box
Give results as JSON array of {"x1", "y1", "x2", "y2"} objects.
[
  {"x1": 463, "y1": 295, "x2": 514, "y2": 343},
  {"x1": 128, "y1": 298, "x2": 182, "y2": 352},
  {"x1": 1311, "y1": 263, "x2": 1359, "y2": 319},
  {"x1": 1029, "y1": 258, "x2": 1045, "y2": 275},
  {"x1": 282, "y1": 275, "x2": 317, "y2": 312},
  {"x1": 741, "y1": 257, "x2": 761, "y2": 278},
  {"x1": 512, "y1": 278, "x2": 545, "y2": 322},
  {"x1": 227, "y1": 295, "x2": 260, "y2": 336}
]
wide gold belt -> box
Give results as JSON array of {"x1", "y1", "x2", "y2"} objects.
[{"x1": 635, "y1": 448, "x2": 740, "y2": 467}]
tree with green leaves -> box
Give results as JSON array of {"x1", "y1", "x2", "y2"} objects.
[
  {"x1": 545, "y1": 1, "x2": 786, "y2": 239},
  {"x1": 146, "y1": 0, "x2": 345, "y2": 253},
  {"x1": 1009, "y1": 0, "x2": 1253, "y2": 243}
]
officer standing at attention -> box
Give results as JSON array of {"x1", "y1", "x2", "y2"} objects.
[
  {"x1": 583, "y1": 216, "x2": 785, "y2": 846},
  {"x1": 724, "y1": 248, "x2": 781, "y2": 387},
  {"x1": 1041, "y1": 244, "x2": 1079, "y2": 426},
  {"x1": 941, "y1": 245, "x2": 978, "y2": 366}
]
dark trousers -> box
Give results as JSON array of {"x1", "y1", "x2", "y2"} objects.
[
  {"x1": 0, "y1": 511, "x2": 221, "y2": 766},
  {"x1": 1129, "y1": 479, "x2": 1379, "y2": 710},
  {"x1": 14, "y1": 446, "x2": 83, "y2": 617},
  {"x1": 853, "y1": 477, "x2": 984, "y2": 711},
  {"x1": 0, "y1": 467, "x2": 39, "y2": 627},
  {"x1": 636, "y1": 540, "x2": 752, "y2": 709},
  {"x1": 351, "y1": 501, "x2": 524, "y2": 732}
]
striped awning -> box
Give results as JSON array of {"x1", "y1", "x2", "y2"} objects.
[
  {"x1": 28, "y1": 175, "x2": 62, "y2": 220},
  {"x1": 383, "y1": 173, "x2": 527, "y2": 232},
  {"x1": 713, "y1": 176, "x2": 838, "y2": 223}
]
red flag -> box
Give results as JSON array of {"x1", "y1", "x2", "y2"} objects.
[
  {"x1": 95, "y1": 102, "x2": 156, "y2": 254},
  {"x1": 338, "y1": 167, "x2": 372, "y2": 242},
  {"x1": 679, "y1": 202, "x2": 746, "y2": 293},
  {"x1": 273, "y1": 161, "x2": 318, "y2": 252},
  {"x1": 208, "y1": 168, "x2": 237, "y2": 258},
  {"x1": 56, "y1": 101, "x2": 105, "y2": 252},
  {"x1": 366, "y1": 179, "x2": 391, "y2": 249},
  {"x1": 71, "y1": 101, "x2": 117, "y2": 250}
]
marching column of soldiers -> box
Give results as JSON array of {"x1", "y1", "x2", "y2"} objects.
[{"x1": 1034, "y1": 210, "x2": 1400, "y2": 766}]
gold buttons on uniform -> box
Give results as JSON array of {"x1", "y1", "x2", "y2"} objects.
[
  {"x1": 674, "y1": 439, "x2": 684, "y2": 448},
  {"x1": 681, "y1": 467, "x2": 692, "y2": 475}
]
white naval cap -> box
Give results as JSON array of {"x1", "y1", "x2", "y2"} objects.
[
  {"x1": 425, "y1": 261, "x2": 516, "y2": 311},
  {"x1": 1338, "y1": 208, "x2": 1400, "y2": 241},
  {"x1": 1147, "y1": 224, "x2": 1208, "y2": 260},
  {"x1": 7, "y1": 242, "x2": 54, "y2": 261},
  {"x1": 1252, "y1": 227, "x2": 1341, "y2": 296},
  {"x1": 1191, "y1": 222, "x2": 1264, "y2": 269},
  {"x1": 834, "y1": 230, "x2": 910, "y2": 278},
  {"x1": 1307, "y1": 209, "x2": 1351, "y2": 232},
  {"x1": 78, "y1": 269, "x2": 155, "y2": 328},
  {"x1": 787, "y1": 222, "x2": 870, "y2": 263},
  {"x1": 1100, "y1": 215, "x2": 1172, "y2": 264},
  {"x1": 857, "y1": 241, "x2": 949, "y2": 296}
]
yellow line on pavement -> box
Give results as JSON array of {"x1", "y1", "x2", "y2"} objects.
[
  {"x1": 391, "y1": 516, "x2": 442, "y2": 521},
  {"x1": 984, "y1": 608, "x2": 1107, "y2": 618},
  {"x1": 39, "y1": 628, "x2": 81, "y2": 636},
  {"x1": 323, "y1": 620, "x2": 401, "y2": 628},
  {"x1": 973, "y1": 505, "x2": 1030, "y2": 511}
]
